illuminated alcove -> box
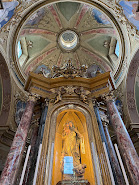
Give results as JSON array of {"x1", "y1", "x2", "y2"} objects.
[{"x1": 52, "y1": 109, "x2": 95, "y2": 185}]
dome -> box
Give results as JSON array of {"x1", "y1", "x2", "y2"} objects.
[{"x1": 11, "y1": 1, "x2": 126, "y2": 87}]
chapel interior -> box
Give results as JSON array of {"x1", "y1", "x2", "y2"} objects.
[{"x1": 0, "y1": 0, "x2": 139, "y2": 185}]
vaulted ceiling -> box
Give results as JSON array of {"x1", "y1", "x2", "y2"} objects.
[{"x1": 16, "y1": 2, "x2": 120, "y2": 82}]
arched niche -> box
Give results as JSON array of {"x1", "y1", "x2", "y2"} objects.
[
  {"x1": 36, "y1": 101, "x2": 111, "y2": 185},
  {"x1": 0, "y1": 52, "x2": 11, "y2": 126},
  {"x1": 52, "y1": 109, "x2": 95, "y2": 185},
  {"x1": 41, "y1": 102, "x2": 98, "y2": 185},
  {"x1": 126, "y1": 49, "x2": 139, "y2": 123}
]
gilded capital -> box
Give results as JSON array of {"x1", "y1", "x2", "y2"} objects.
[
  {"x1": 44, "y1": 98, "x2": 49, "y2": 106},
  {"x1": 92, "y1": 98, "x2": 97, "y2": 106},
  {"x1": 28, "y1": 93, "x2": 40, "y2": 102},
  {"x1": 101, "y1": 117, "x2": 109, "y2": 127},
  {"x1": 102, "y1": 91, "x2": 115, "y2": 102}
]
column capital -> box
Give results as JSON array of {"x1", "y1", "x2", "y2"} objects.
[
  {"x1": 28, "y1": 93, "x2": 40, "y2": 102},
  {"x1": 100, "y1": 114, "x2": 109, "y2": 127},
  {"x1": 41, "y1": 98, "x2": 49, "y2": 109},
  {"x1": 44, "y1": 98, "x2": 49, "y2": 106},
  {"x1": 102, "y1": 91, "x2": 115, "y2": 102},
  {"x1": 102, "y1": 120, "x2": 109, "y2": 127},
  {"x1": 92, "y1": 98, "x2": 97, "y2": 106}
]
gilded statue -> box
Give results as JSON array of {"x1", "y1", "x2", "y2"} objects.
[{"x1": 60, "y1": 121, "x2": 86, "y2": 177}]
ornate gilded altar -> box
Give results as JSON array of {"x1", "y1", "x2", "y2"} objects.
[{"x1": 24, "y1": 60, "x2": 115, "y2": 185}]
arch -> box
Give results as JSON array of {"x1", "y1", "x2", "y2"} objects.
[
  {"x1": 0, "y1": 52, "x2": 11, "y2": 126},
  {"x1": 51, "y1": 109, "x2": 95, "y2": 184},
  {"x1": 37, "y1": 101, "x2": 101, "y2": 185},
  {"x1": 126, "y1": 49, "x2": 139, "y2": 123}
]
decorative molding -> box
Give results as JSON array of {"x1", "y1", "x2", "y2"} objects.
[
  {"x1": 14, "y1": 91, "x2": 28, "y2": 102},
  {"x1": 127, "y1": 91, "x2": 136, "y2": 109},
  {"x1": 27, "y1": 40, "x2": 33, "y2": 48},
  {"x1": 114, "y1": 88, "x2": 124, "y2": 100},
  {"x1": 50, "y1": 86, "x2": 90, "y2": 104},
  {"x1": 126, "y1": 50, "x2": 139, "y2": 123},
  {"x1": 128, "y1": 59, "x2": 139, "y2": 77},
  {"x1": 0, "y1": 61, "x2": 10, "y2": 79},
  {"x1": 2, "y1": 95, "x2": 11, "y2": 112},
  {"x1": 0, "y1": 53, "x2": 11, "y2": 126},
  {"x1": 75, "y1": 87, "x2": 90, "y2": 104}
]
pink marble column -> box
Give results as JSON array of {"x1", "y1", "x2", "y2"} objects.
[
  {"x1": 23, "y1": 122, "x2": 39, "y2": 185},
  {"x1": 105, "y1": 94, "x2": 139, "y2": 185},
  {"x1": 0, "y1": 95, "x2": 38, "y2": 185},
  {"x1": 103, "y1": 122, "x2": 125, "y2": 185}
]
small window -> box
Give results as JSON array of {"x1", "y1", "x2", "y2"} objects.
[
  {"x1": 17, "y1": 41, "x2": 22, "y2": 58},
  {"x1": 115, "y1": 41, "x2": 119, "y2": 57}
]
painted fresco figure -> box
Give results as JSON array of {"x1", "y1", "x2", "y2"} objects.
[{"x1": 60, "y1": 121, "x2": 86, "y2": 177}]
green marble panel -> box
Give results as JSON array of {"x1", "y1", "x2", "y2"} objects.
[{"x1": 57, "y1": 2, "x2": 79, "y2": 21}]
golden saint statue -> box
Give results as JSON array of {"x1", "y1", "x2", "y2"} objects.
[{"x1": 60, "y1": 121, "x2": 86, "y2": 177}]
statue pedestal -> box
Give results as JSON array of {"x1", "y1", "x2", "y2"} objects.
[{"x1": 57, "y1": 180, "x2": 90, "y2": 185}]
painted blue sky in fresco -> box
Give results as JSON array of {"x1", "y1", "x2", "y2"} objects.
[
  {"x1": 0, "y1": 1, "x2": 19, "y2": 29},
  {"x1": 92, "y1": 9, "x2": 111, "y2": 24},
  {"x1": 119, "y1": 1, "x2": 139, "y2": 30},
  {"x1": 25, "y1": 8, "x2": 45, "y2": 26}
]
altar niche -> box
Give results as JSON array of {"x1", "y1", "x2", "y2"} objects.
[{"x1": 52, "y1": 109, "x2": 95, "y2": 185}]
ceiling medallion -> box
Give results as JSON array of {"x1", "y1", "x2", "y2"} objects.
[{"x1": 58, "y1": 30, "x2": 79, "y2": 51}]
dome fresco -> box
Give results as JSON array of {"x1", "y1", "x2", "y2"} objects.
[{"x1": 16, "y1": 1, "x2": 120, "y2": 81}]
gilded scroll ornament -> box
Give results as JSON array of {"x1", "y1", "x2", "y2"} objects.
[{"x1": 52, "y1": 59, "x2": 88, "y2": 78}]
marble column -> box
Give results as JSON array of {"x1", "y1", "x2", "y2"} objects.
[
  {"x1": 23, "y1": 122, "x2": 39, "y2": 185},
  {"x1": 94, "y1": 105, "x2": 119, "y2": 185},
  {"x1": 103, "y1": 121, "x2": 125, "y2": 185},
  {"x1": 0, "y1": 94, "x2": 38, "y2": 185},
  {"x1": 105, "y1": 93, "x2": 139, "y2": 185},
  {"x1": 26, "y1": 101, "x2": 48, "y2": 185}
]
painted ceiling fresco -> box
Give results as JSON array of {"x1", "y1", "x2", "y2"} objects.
[
  {"x1": 17, "y1": 1, "x2": 119, "y2": 78},
  {"x1": 119, "y1": 1, "x2": 139, "y2": 30},
  {"x1": 0, "y1": 0, "x2": 19, "y2": 29}
]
